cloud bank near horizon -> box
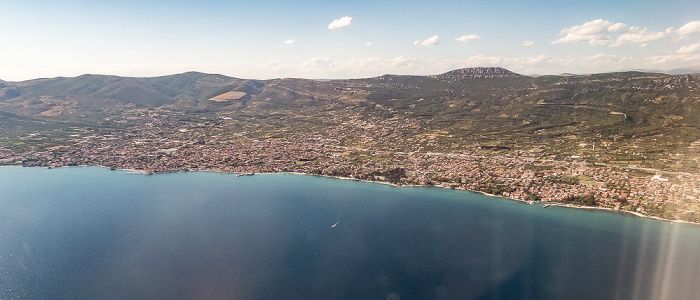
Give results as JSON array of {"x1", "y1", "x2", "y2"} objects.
[
  {"x1": 552, "y1": 19, "x2": 700, "y2": 47},
  {"x1": 249, "y1": 51, "x2": 700, "y2": 80}
]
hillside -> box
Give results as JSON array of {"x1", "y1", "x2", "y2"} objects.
[
  {"x1": 1, "y1": 68, "x2": 699, "y2": 173},
  {"x1": 2, "y1": 67, "x2": 700, "y2": 222}
]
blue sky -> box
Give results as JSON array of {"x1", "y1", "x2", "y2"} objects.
[{"x1": 1, "y1": 0, "x2": 699, "y2": 80}]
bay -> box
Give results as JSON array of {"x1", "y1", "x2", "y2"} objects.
[{"x1": 1, "y1": 166, "x2": 699, "y2": 299}]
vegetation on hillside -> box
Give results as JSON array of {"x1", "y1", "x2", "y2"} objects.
[{"x1": 1, "y1": 68, "x2": 698, "y2": 173}]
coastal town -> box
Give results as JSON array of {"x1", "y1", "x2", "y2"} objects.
[{"x1": 2, "y1": 109, "x2": 698, "y2": 223}]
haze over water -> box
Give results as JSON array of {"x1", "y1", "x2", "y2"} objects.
[{"x1": 1, "y1": 166, "x2": 699, "y2": 299}]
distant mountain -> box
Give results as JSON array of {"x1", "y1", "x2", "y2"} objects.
[
  {"x1": 627, "y1": 66, "x2": 700, "y2": 75},
  {"x1": 2, "y1": 69, "x2": 698, "y2": 115},
  {"x1": 0, "y1": 72, "x2": 269, "y2": 114},
  {"x1": 664, "y1": 66, "x2": 700, "y2": 75}
]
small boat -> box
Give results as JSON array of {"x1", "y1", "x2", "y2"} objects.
[{"x1": 543, "y1": 204, "x2": 551, "y2": 208}]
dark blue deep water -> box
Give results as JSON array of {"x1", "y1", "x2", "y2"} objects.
[{"x1": 1, "y1": 167, "x2": 700, "y2": 299}]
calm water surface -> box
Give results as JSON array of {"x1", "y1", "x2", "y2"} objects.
[{"x1": 1, "y1": 166, "x2": 699, "y2": 299}]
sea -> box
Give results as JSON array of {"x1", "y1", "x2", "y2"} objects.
[{"x1": 1, "y1": 166, "x2": 699, "y2": 300}]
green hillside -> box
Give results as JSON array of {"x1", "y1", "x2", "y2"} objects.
[{"x1": 1, "y1": 68, "x2": 698, "y2": 172}]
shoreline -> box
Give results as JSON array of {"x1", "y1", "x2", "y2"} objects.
[
  {"x1": 6, "y1": 164, "x2": 699, "y2": 225},
  {"x1": 200, "y1": 170, "x2": 700, "y2": 226},
  {"x1": 154, "y1": 168, "x2": 700, "y2": 226}
]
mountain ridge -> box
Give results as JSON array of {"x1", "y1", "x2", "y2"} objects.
[{"x1": 0, "y1": 67, "x2": 698, "y2": 176}]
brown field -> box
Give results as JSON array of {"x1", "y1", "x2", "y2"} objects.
[{"x1": 209, "y1": 91, "x2": 247, "y2": 102}]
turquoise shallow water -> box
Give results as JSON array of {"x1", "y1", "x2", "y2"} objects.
[{"x1": 1, "y1": 166, "x2": 699, "y2": 299}]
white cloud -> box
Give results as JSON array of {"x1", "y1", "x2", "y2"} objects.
[
  {"x1": 414, "y1": 35, "x2": 439, "y2": 46},
  {"x1": 643, "y1": 52, "x2": 700, "y2": 69},
  {"x1": 610, "y1": 26, "x2": 667, "y2": 47},
  {"x1": 284, "y1": 39, "x2": 296, "y2": 45},
  {"x1": 364, "y1": 42, "x2": 373, "y2": 46},
  {"x1": 551, "y1": 19, "x2": 700, "y2": 47},
  {"x1": 328, "y1": 16, "x2": 354, "y2": 30},
  {"x1": 455, "y1": 35, "x2": 481, "y2": 42},
  {"x1": 392, "y1": 54, "x2": 420, "y2": 68},
  {"x1": 677, "y1": 42, "x2": 700, "y2": 54},
  {"x1": 266, "y1": 60, "x2": 281, "y2": 70},
  {"x1": 522, "y1": 40, "x2": 534, "y2": 46},
  {"x1": 608, "y1": 23, "x2": 628, "y2": 33},
  {"x1": 302, "y1": 57, "x2": 336, "y2": 68},
  {"x1": 583, "y1": 53, "x2": 617, "y2": 61},
  {"x1": 676, "y1": 21, "x2": 700, "y2": 36},
  {"x1": 552, "y1": 19, "x2": 627, "y2": 45}
]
